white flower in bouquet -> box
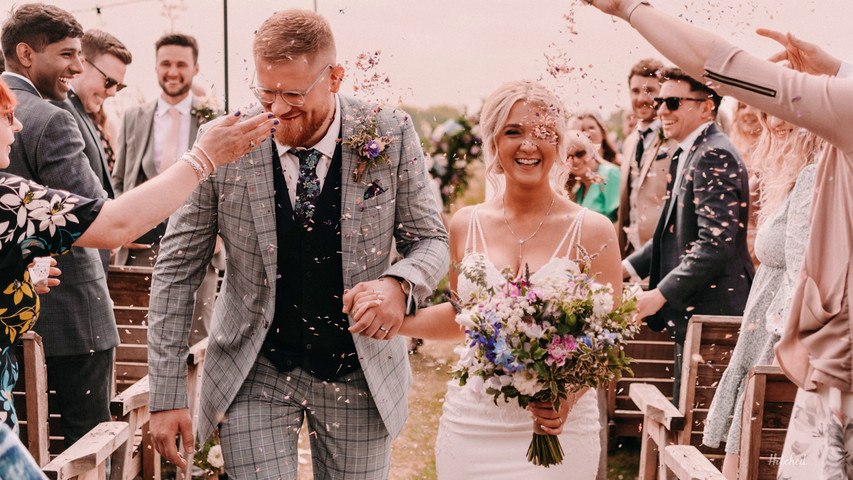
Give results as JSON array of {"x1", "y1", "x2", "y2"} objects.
[
  {"x1": 207, "y1": 444, "x2": 224, "y2": 469},
  {"x1": 511, "y1": 370, "x2": 543, "y2": 396}
]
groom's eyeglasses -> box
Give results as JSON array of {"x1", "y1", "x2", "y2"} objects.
[
  {"x1": 86, "y1": 60, "x2": 127, "y2": 92},
  {"x1": 250, "y1": 65, "x2": 332, "y2": 107},
  {"x1": 653, "y1": 96, "x2": 708, "y2": 111},
  {"x1": 0, "y1": 108, "x2": 14, "y2": 126}
]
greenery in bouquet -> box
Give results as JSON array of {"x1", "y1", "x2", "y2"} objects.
[
  {"x1": 427, "y1": 115, "x2": 482, "y2": 211},
  {"x1": 452, "y1": 255, "x2": 638, "y2": 466}
]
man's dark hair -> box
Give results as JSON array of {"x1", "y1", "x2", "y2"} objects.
[
  {"x1": 82, "y1": 29, "x2": 132, "y2": 65},
  {"x1": 1, "y1": 4, "x2": 83, "y2": 68},
  {"x1": 155, "y1": 33, "x2": 199, "y2": 64},
  {"x1": 660, "y1": 67, "x2": 722, "y2": 116},
  {"x1": 628, "y1": 58, "x2": 663, "y2": 83}
]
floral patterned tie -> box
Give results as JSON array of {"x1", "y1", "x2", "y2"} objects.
[{"x1": 293, "y1": 148, "x2": 323, "y2": 226}]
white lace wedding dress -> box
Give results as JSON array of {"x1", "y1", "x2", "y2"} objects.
[{"x1": 435, "y1": 206, "x2": 601, "y2": 479}]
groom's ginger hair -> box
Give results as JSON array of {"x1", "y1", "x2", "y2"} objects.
[{"x1": 253, "y1": 9, "x2": 336, "y2": 64}]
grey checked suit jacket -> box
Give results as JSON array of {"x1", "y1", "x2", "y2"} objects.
[
  {"x1": 1, "y1": 73, "x2": 120, "y2": 356},
  {"x1": 147, "y1": 95, "x2": 450, "y2": 443},
  {"x1": 111, "y1": 98, "x2": 201, "y2": 264}
]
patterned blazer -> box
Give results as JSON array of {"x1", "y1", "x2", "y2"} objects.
[
  {"x1": 147, "y1": 95, "x2": 450, "y2": 443},
  {"x1": 1, "y1": 73, "x2": 119, "y2": 357}
]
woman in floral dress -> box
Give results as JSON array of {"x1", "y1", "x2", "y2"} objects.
[
  {"x1": 702, "y1": 113, "x2": 821, "y2": 479},
  {"x1": 0, "y1": 78, "x2": 275, "y2": 431}
]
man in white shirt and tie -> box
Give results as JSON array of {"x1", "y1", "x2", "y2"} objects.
[
  {"x1": 616, "y1": 58, "x2": 678, "y2": 258},
  {"x1": 112, "y1": 33, "x2": 222, "y2": 345}
]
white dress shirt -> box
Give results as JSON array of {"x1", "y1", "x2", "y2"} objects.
[
  {"x1": 154, "y1": 93, "x2": 193, "y2": 173},
  {"x1": 273, "y1": 94, "x2": 342, "y2": 210}
]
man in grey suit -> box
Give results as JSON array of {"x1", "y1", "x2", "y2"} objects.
[
  {"x1": 111, "y1": 33, "x2": 221, "y2": 346},
  {"x1": 0, "y1": 4, "x2": 120, "y2": 447},
  {"x1": 616, "y1": 58, "x2": 677, "y2": 259},
  {"x1": 147, "y1": 9, "x2": 448, "y2": 479},
  {"x1": 624, "y1": 68, "x2": 754, "y2": 406}
]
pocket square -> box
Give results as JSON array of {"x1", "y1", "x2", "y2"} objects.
[{"x1": 363, "y1": 180, "x2": 386, "y2": 200}]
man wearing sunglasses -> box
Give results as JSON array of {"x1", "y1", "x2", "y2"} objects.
[
  {"x1": 623, "y1": 67, "x2": 754, "y2": 406},
  {"x1": 57, "y1": 29, "x2": 132, "y2": 201},
  {"x1": 1, "y1": 4, "x2": 123, "y2": 449}
]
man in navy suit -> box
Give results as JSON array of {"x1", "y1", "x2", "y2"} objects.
[
  {"x1": 1, "y1": 4, "x2": 121, "y2": 447},
  {"x1": 624, "y1": 67, "x2": 754, "y2": 406}
]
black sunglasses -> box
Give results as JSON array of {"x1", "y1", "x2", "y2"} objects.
[
  {"x1": 567, "y1": 149, "x2": 587, "y2": 159},
  {"x1": 87, "y1": 60, "x2": 127, "y2": 92},
  {"x1": 653, "y1": 96, "x2": 708, "y2": 111}
]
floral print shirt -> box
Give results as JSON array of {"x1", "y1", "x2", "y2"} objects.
[{"x1": 0, "y1": 172, "x2": 102, "y2": 349}]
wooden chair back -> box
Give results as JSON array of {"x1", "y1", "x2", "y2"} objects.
[
  {"x1": 13, "y1": 332, "x2": 51, "y2": 466},
  {"x1": 737, "y1": 365, "x2": 797, "y2": 480}
]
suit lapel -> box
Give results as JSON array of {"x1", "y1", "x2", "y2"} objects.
[
  {"x1": 189, "y1": 114, "x2": 201, "y2": 148},
  {"x1": 139, "y1": 102, "x2": 158, "y2": 181},
  {"x1": 338, "y1": 96, "x2": 368, "y2": 288},
  {"x1": 68, "y1": 92, "x2": 113, "y2": 196},
  {"x1": 243, "y1": 138, "x2": 280, "y2": 287}
]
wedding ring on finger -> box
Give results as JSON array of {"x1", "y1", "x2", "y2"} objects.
[
  {"x1": 249, "y1": 140, "x2": 256, "y2": 149},
  {"x1": 378, "y1": 326, "x2": 389, "y2": 333}
]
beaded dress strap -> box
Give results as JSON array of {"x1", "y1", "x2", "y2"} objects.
[
  {"x1": 464, "y1": 204, "x2": 490, "y2": 257},
  {"x1": 551, "y1": 208, "x2": 587, "y2": 259}
]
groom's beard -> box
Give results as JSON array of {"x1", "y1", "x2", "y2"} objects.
[{"x1": 273, "y1": 108, "x2": 329, "y2": 148}]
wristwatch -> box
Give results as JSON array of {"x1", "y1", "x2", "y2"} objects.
[{"x1": 385, "y1": 276, "x2": 415, "y2": 315}]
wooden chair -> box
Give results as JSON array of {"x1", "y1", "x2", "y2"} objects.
[
  {"x1": 107, "y1": 265, "x2": 209, "y2": 480},
  {"x1": 663, "y1": 365, "x2": 797, "y2": 480},
  {"x1": 13, "y1": 332, "x2": 131, "y2": 480},
  {"x1": 608, "y1": 321, "x2": 676, "y2": 440},
  {"x1": 629, "y1": 315, "x2": 742, "y2": 479}
]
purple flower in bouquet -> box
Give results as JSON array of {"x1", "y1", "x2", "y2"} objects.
[
  {"x1": 363, "y1": 140, "x2": 382, "y2": 159},
  {"x1": 545, "y1": 335, "x2": 578, "y2": 367}
]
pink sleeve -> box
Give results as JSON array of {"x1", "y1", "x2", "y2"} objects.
[{"x1": 704, "y1": 44, "x2": 853, "y2": 152}]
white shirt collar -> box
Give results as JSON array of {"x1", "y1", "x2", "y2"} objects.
[
  {"x1": 157, "y1": 92, "x2": 194, "y2": 117},
  {"x1": 274, "y1": 94, "x2": 342, "y2": 158},
  {"x1": 677, "y1": 121, "x2": 714, "y2": 154},
  {"x1": 637, "y1": 118, "x2": 660, "y2": 135}
]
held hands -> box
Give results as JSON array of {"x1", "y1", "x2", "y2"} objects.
[
  {"x1": 150, "y1": 409, "x2": 194, "y2": 470},
  {"x1": 195, "y1": 111, "x2": 279, "y2": 169},
  {"x1": 343, "y1": 278, "x2": 407, "y2": 340},
  {"x1": 757, "y1": 28, "x2": 842, "y2": 76}
]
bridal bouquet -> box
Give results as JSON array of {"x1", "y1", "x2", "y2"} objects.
[{"x1": 453, "y1": 257, "x2": 638, "y2": 467}]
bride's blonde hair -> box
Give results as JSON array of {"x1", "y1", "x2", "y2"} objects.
[{"x1": 479, "y1": 80, "x2": 569, "y2": 197}]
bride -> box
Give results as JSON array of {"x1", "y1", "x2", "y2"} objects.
[{"x1": 348, "y1": 80, "x2": 621, "y2": 479}]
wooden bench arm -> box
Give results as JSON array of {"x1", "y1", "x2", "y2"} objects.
[
  {"x1": 42, "y1": 422, "x2": 131, "y2": 480},
  {"x1": 187, "y1": 337, "x2": 208, "y2": 366},
  {"x1": 629, "y1": 383, "x2": 685, "y2": 431},
  {"x1": 663, "y1": 445, "x2": 727, "y2": 480},
  {"x1": 110, "y1": 376, "x2": 149, "y2": 418}
]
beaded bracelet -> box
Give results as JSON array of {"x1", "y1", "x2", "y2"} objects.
[
  {"x1": 181, "y1": 153, "x2": 209, "y2": 184},
  {"x1": 195, "y1": 145, "x2": 216, "y2": 171},
  {"x1": 186, "y1": 150, "x2": 212, "y2": 176}
]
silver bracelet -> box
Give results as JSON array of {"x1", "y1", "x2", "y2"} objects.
[
  {"x1": 181, "y1": 153, "x2": 209, "y2": 184},
  {"x1": 195, "y1": 145, "x2": 216, "y2": 171},
  {"x1": 625, "y1": 0, "x2": 650, "y2": 23},
  {"x1": 186, "y1": 150, "x2": 212, "y2": 176}
]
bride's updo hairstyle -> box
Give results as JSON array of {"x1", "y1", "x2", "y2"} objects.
[{"x1": 480, "y1": 80, "x2": 570, "y2": 196}]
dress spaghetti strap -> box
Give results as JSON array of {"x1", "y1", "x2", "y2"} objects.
[
  {"x1": 551, "y1": 208, "x2": 586, "y2": 259},
  {"x1": 464, "y1": 205, "x2": 490, "y2": 257}
]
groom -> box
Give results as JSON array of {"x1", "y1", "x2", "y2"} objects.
[{"x1": 146, "y1": 9, "x2": 449, "y2": 479}]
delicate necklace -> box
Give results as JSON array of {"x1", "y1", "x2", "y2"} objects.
[{"x1": 501, "y1": 195, "x2": 555, "y2": 265}]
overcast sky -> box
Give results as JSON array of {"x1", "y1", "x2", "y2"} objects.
[{"x1": 7, "y1": 0, "x2": 853, "y2": 116}]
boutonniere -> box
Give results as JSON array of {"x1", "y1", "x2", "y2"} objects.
[
  {"x1": 191, "y1": 96, "x2": 221, "y2": 124},
  {"x1": 343, "y1": 118, "x2": 392, "y2": 182}
]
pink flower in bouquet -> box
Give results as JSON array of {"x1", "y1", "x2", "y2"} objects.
[{"x1": 545, "y1": 335, "x2": 578, "y2": 367}]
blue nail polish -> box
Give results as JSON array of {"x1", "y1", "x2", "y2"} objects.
[
  {"x1": 271, "y1": 128, "x2": 277, "y2": 133},
  {"x1": 273, "y1": 120, "x2": 280, "y2": 125},
  {"x1": 268, "y1": 113, "x2": 275, "y2": 118},
  {"x1": 234, "y1": 111, "x2": 241, "y2": 116}
]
